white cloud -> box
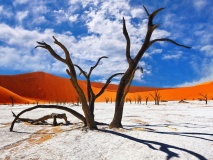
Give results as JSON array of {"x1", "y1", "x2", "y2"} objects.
[
  {"x1": 32, "y1": 16, "x2": 47, "y2": 25},
  {"x1": 177, "y1": 57, "x2": 213, "y2": 87},
  {"x1": 0, "y1": 5, "x2": 13, "y2": 18},
  {"x1": 162, "y1": 53, "x2": 182, "y2": 60},
  {"x1": 200, "y1": 45, "x2": 213, "y2": 57},
  {"x1": 13, "y1": 0, "x2": 29, "y2": 5},
  {"x1": 131, "y1": 8, "x2": 145, "y2": 18},
  {"x1": 177, "y1": 72, "x2": 213, "y2": 87},
  {"x1": 16, "y1": 11, "x2": 28, "y2": 23},
  {"x1": 193, "y1": 0, "x2": 208, "y2": 11},
  {"x1": 69, "y1": 0, "x2": 99, "y2": 8},
  {"x1": 0, "y1": 23, "x2": 72, "y2": 73},
  {"x1": 69, "y1": 14, "x2": 78, "y2": 22},
  {"x1": 12, "y1": 1, "x2": 49, "y2": 27}
]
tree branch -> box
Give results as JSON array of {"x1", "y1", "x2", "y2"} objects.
[
  {"x1": 143, "y1": 5, "x2": 150, "y2": 16},
  {"x1": 74, "y1": 64, "x2": 88, "y2": 79},
  {"x1": 89, "y1": 56, "x2": 108, "y2": 76},
  {"x1": 35, "y1": 41, "x2": 66, "y2": 63},
  {"x1": 134, "y1": 6, "x2": 165, "y2": 64},
  {"x1": 85, "y1": 56, "x2": 108, "y2": 102},
  {"x1": 74, "y1": 64, "x2": 93, "y2": 102},
  {"x1": 95, "y1": 73, "x2": 124, "y2": 98},
  {"x1": 123, "y1": 17, "x2": 132, "y2": 64},
  {"x1": 149, "y1": 38, "x2": 191, "y2": 49},
  {"x1": 52, "y1": 36, "x2": 77, "y2": 78},
  {"x1": 145, "y1": 5, "x2": 165, "y2": 26}
]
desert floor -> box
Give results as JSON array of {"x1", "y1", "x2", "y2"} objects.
[{"x1": 0, "y1": 101, "x2": 213, "y2": 160}]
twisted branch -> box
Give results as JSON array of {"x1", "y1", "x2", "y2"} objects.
[
  {"x1": 35, "y1": 41, "x2": 66, "y2": 63},
  {"x1": 89, "y1": 56, "x2": 108, "y2": 76},
  {"x1": 95, "y1": 73, "x2": 124, "y2": 98}
]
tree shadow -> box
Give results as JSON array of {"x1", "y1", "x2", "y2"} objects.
[
  {"x1": 124, "y1": 123, "x2": 213, "y2": 142},
  {"x1": 128, "y1": 122, "x2": 208, "y2": 128},
  {"x1": 99, "y1": 129, "x2": 207, "y2": 160}
]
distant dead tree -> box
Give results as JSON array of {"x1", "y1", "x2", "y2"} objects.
[
  {"x1": 126, "y1": 97, "x2": 132, "y2": 104},
  {"x1": 137, "y1": 94, "x2": 142, "y2": 104},
  {"x1": 134, "y1": 96, "x2": 137, "y2": 104},
  {"x1": 109, "y1": 6, "x2": 190, "y2": 128},
  {"x1": 145, "y1": 96, "x2": 149, "y2": 105},
  {"x1": 105, "y1": 97, "x2": 110, "y2": 103},
  {"x1": 10, "y1": 96, "x2": 14, "y2": 106},
  {"x1": 199, "y1": 93, "x2": 208, "y2": 104},
  {"x1": 150, "y1": 90, "x2": 161, "y2": 105},
  {"x1": 75, "y1": 96, "x2": 81, "y2": 106}
]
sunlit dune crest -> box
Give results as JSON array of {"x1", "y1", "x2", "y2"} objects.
[{"x1": 0, "y1": 71, "x2": 212, "y2": 104}]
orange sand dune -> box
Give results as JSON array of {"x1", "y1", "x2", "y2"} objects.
[
  {"x1": 0, "y1": 71, "x2": 213, "y2": 104},
  {"x1": 122, "y1": 82, "x2": 213, "y2": 102},
  {"x1": 0, "y1": 72, "x2": 86, "y2": 103},
  {"x1": 0, "y1": 86, "x2": 33, "y2": 104}
]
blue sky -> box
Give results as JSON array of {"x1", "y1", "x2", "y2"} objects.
[{"x1": 0, "y1": 0, "x2": 212, "y2": 87}]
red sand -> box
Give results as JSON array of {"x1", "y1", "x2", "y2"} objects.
[
  {"x1": 0, "y1": 86, "x2": 33, "y2": 104},
  {"x1": 0, "y1": 71, "x2": 212, "y2": 104}
]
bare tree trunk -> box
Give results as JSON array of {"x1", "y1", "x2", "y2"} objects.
[
  {"x1": 146, "y1": 96, "x2": 149, "y2": 105},
  {"x1": 10, "y1": 96, "x2": 14, "y2": 106},
  {"x1": 109, "y1": 70, "x2": 133, "y2": 128}
]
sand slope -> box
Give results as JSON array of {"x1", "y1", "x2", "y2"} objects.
[
  {"x1": 0, "y1": 72, "x2": 86, "y2": 103},
  {"x1": 0, "y1": 71, "x2": 212, "y2": 103},
  {"x1": 0, "y1": 86, "x2": 33, "y2": 104}
]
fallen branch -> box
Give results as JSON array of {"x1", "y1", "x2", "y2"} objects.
[
  {"x1": 12, "y1": 111, "x2": 68, "y2": 126},
  {"x1": 10, "y1": 105, "x2": 86, "y2": 131}
]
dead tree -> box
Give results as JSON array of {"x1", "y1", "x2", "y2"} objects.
[
  {"x1": 150, "y1": 90, "x2": 161, "y2": 105},
  {"x1": 126, "y1": 97, "x2": 132, "y2": 104},
  {"x1": 36, "y1": 37, "x2": 122, "y2": 128},
  {"x1": 134, "y1": 96, "x2": 137, "y2": 104},
  {"x1": 145, "y1": 96, "x2": 149, "y2": 105},
  {"x1": 199, "y1": 93, "x2": 208, "y2": 104},
  {"x1": 36, "y1": 37, "x2": 97, "y2": 129},
  {"x1": 10, "y1": 96, "x2": 14, "y2": 106},
  {"x1": 137, "y1": 94, "x2": 142, "y2": 104},
  {"x1": 10, "y1": 105, "x2": 86, "y2": 131},
  {"x1": 109, "y1": 6, "x2": 191, "y2": 128},
  {"x1": 75, "y1": 96, "x2": 80, "y2": 106},
  {"x1": 105, "y1": 97, "x2": 110, "y2": 103}
]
